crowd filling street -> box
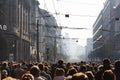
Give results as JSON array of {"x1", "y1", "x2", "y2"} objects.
[{"x1": 0, "y1": 58, "x2": 120, "y2": 80}]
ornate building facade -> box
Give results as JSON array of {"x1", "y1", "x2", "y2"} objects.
[{"x1": 0, "y1": 0, "x2": 31, "y2": 62}]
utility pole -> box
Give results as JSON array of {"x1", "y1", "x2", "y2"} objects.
[
  {"x1": 36, "y1": 20, "x2": 39, "y2": 62},
  {"x1": 54, "y1": 37, "x2": 56, "y2": 62}
]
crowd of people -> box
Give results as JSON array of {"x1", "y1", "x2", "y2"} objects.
[{"x1": 0, "y1": 58, "x2": 120, "y2": 80}]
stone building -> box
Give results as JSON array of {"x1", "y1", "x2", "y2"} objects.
[
  {"x1": 0, "y1": 0, "x2": 31, "y2": 62},
  {"x1": 0, "y1": 0, "x2": 61, "y2": 62},
  {"x1": 93, "y1": 0, "x2": 120, "y2": 60}
]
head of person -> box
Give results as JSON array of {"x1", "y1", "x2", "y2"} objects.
[
  {"x1": 30, "y1": 66, "x2": 40, "y2": 77},
  {"x1": 58, "y1": 59, "x2": 64, "y2": 65},
  {"x1": 102, "y1": 70, "x2": 116, "y2": 80},
  {"x1": 2, "y1": 70, "x2": 8, "y2": 78},
  {"x1": 71, "y1": 72, "x2": 88, "y2": 80},
  {"x1": 79, "y1": 65, "x2": 87, "y2": 73},
  {"x1": 44, "y1": 66, "x2": 49, "y2": 72},
  {"x1": 67, "y1": 68, "x2": 77, "y2": 76},
  {"x1": 38, "y1": 63, "x2": 44, "y2": 71},
  {"x1": 85, "y1": 71, "x2": 95, "y2": 80},
  {"x1": 102, "y1": 58, "x2": 111, "y2": 69},
  {"x1": 21, "y1": 73, "x2": 34, "y2": 80},
  {"x1": 66, "y1": 75, "x2": 72, "y2": 80},
  {"x1": 3, "y1": 77, "x2": 17, "y2": 80},
  {"x1": 114, "y1": 60, "x2": 120, "y2": 70},
  {"x1": 2, "y1": 62, "x2": 8, "y2": 67},
  {"x1": 55, "y1": 68, "x2": 65, "y2": 76},
  {"x1": 98, "y1": 65, "x2": 103, "y2": 71}
]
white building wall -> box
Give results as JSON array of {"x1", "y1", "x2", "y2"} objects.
[
  {"x1": 86, "y1": 38, "x2": 93, "y2": 60},
  {"x1": 115, "y1": 0, "x2": 120, "y2": 7}
]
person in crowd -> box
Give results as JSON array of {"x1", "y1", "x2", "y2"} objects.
[
  {"x1": 113, "y1": 60, "x2": 120, "y2": 80},
  {"x1": 21, "y1": 62, "x2": 27, "y2": 69},
  {"x1": 26, "y1": 63, "x2": 34, "y2": 72},
  {"x1": 13, "y1": 64, "x2": 25, "y2": 79},
  {"x1": 2, "y1": 69, "x2": 8, "y2": 79},
  {"x1": 38, "y1": 63, "x2": 52, "y2": 80},
  {"x1": 85, "y1": 71, "x2": 95, "y2": 80},
  {"x1": 21, "y1": 73, "x2": 34, "y2": 80},
  {"x1": 44, "y1": 65, "x2": 52, "y2": 77},
  {"x1": 102, "y1": 70, "x2": 116, "y2": 80},
  {"x1": 67, "y1": 67, "x2": 77, "y2": 76},
  {"x1": 8, "y1": 61, "x2": 16, "y2": 77},
  {"x1": 91, "y1": 62, "x2": 98, "y2": 74},
  {"x1": 53, "y1": 68, "x2": 66, "y2": 80},
  {"x1": 66, "y1": 63, "x2": 72, "y2": 72},
  {"x1": 1, "y1": 62, "x2": 10, "y2": 76},
  {"x1": 21, "y1": 61, "x2": 29, "y2": 73},
  {"x1": 71, "y1": 72, "x2": 88, "y2": 80},
  {"x1": 30, "y1": 65, "x2": 46, "y2": 80},
  {"x1": 56, "y1": 59, "x2": 66, "y2": 73},
  {"x1": 50, "y1": 63, "x2": 57, "y2": 79},
  {"x1": 66, "y1": 67, "x2": 77, "y2": 80},
  {"x1": 95, "y1": 58, "x2": 112, "y2": 80},
  {"x1": 3, "y1": 76, "x2": 17, "y2": 80},
  {"x1": 79, "y1": 65, "x2": 87, "y2": 73}
]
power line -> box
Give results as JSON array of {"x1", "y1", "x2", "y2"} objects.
[
  {"x1": 38, "y1": 24, "x2": 91, "y2": 30},
  {"x1": 40, "y1": 35, "x2": 89, "y2": 40},
  {"x1": 52, "y1": 0, "x2": 57, "y2": 13},
  {"x1": 100, "y1": 29, "x2": 120, "y2": 33},
  {"x1": 57, "y1": 0, "x2": 102, "y2": 6},
  {"x1": 56, "y1": 0, "x2": 62, "y2": 26},
  {"x1": 52, "y1": 13, "x2": 97, "y2": 17},
  {"x1": 52, "y1": 0, "x2": 61, "y2": 25},
  {"x1": 43, "y1": 0, "x2": 49, "y2": 11},
  {"x1": 55, "y1": 26, "x2": 88, "y2": 30},
  {"x1": 31, "y1": 22, "x2": 92, "y2": 30}
]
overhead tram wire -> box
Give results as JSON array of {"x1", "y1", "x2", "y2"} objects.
[
  {"x1": 52, "y1": 0, "x2": 61, "y2": 26},
  {"x1": 56, "y1": 0, "x2": 61, "y2": 26},
  {"x1": 42, "y1": 0, "x2": 62, "y2": 26},
  {"x1": 37, "y1": 23, "x2": 91, "y2": 30},
  {"x1": 52, "y1": 0, "x2": 57, "y2": 14},
  {"x1": 57, "y1": 0, "x2": 101, "y2": 6},
  {"x1": 51, "y1": 13, "x2": 97, "y2": 17},
  {"x1": 52, "y1": 0, "x2": 99, "y2": 18},
  {"x1": 40, "y1": 35, "x2": 88, "y2": 41},
  {"x1": 43, "y1": 0, "x2": 49, "y2": 11}
]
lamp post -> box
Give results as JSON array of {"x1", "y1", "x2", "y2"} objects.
[
  {"x1": 46, "y1": 47, "x2": 49, "y2": 61},
  {"x1": 54, "y1": 37, "x2": 57, "y2": 62},
  {"x1": 36, "y1": 20, "x2": 40, "y2": 62},
  {"x1": 35, "y1": 14, "x2": 51, "y2": 62}
]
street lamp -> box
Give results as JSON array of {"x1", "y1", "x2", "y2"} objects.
[
  {"x1": 36, "y1": 15, "x2": 51, "y2": 62},
  {"x1": 54, "y1": 36, "x2": 57, "y2": 62},
  {"x1": 36, "y1": 20, "x2": 40, "y2": 62},
  {"x1": 46, "y1": 46, "x2": 49, "y2": 61}
]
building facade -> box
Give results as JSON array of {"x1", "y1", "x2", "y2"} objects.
[
  {"x1": 0, "y1": 0, "x2": 62, "y2": 62},
  {"x1": 0, "y1": 0, "x2": 31, "y2": 62},
  {"x1": 29, "y1": 0, "x2": 40, "y2": 62},
  {"x1": 93, "y1": 0, "x2": 120, "y2": 60},
  {"x1": 113, "y1": 0, "x2": 120, "y2": 59},
  {"x1": 86, "y1": 38, "x2": 93, "y2": 61},
  {"x1": 92, "y1": 9, "x2": 105, "y2": 60},
  {"x1": 40, "y1": 9, "x2": 61, "y2": 62}
]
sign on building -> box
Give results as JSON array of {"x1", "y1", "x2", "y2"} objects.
[
  {"x1": 0, "y1": 25, "x2": 7, "y2": 30},
  {"x1": 9, "y1": 53, "x2": 14, "y2": 61}
]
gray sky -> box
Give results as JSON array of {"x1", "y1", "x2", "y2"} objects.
[{"x1": 39, "y1": 0, "x2": 106, "y2": 46}]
